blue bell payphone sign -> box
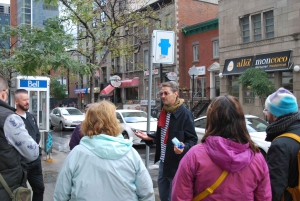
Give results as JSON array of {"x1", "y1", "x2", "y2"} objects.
[
  {"x1": 152, "y1": 30, "x2": 175, "y2": 64},
  {"x1": 20, "y1": 80, "x2": 47, "y2": 88}
]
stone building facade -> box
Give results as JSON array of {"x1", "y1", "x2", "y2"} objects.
[{"x1": 218, "y1": 0, "x2": 300, "y2": 118}]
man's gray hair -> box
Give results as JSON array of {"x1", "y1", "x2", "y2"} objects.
[
  {"x1": 161, "y1": 81, "x2": 179, "y2": 93},
  {"x1": 0, "y1": 75, "x2": 8, "y2": 91}
]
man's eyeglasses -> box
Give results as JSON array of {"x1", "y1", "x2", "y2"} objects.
[{"x1": 159, "y1": 91, "x2": 170, "y2": 97}]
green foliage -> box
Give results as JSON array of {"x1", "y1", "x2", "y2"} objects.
[
  {"x1": 50, "y1": 79, "x2": 67, "y2": 100},
  {"x1": 0, "y1": 17, "x2": 88, "y2": 77},
  {"x1": 238, "y1": 67, "x2": 275, "y2": 98}
]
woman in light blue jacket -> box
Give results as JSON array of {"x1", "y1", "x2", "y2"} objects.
[{"x1": 54, "y1": 101, "x2": 154, "y2": 201}]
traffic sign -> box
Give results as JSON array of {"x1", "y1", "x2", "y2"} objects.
[{"x1": 152, "y1": 30, "x2": 175, "y2": 64}]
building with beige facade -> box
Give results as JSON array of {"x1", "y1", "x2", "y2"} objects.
[{"x1": 218, "y1": 0, "x2": 300, "y2": 118}]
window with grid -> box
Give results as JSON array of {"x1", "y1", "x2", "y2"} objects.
[
  {"x1": 252, "y1": 14, "x2": 261, "y2": 41},
  {"x1": 116, "y1": 57, "x2": 120, "y2": 72},
  {"x1": 265, "y1": 11, "x2": 274, "y2": 39},
  {"x1": 241, "y1": 16, "x2": 250, "y2": 43},
  {"x1": 213, "y1": 40, "x2": 219, "y2": 58},
  {"x1": 0, "y1": 6, "x2": 4, "y2": 13},
  {"x1": 193, "y1": 44, "x2": 199, "y2": 61}
]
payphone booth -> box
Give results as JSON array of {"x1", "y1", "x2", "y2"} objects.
[{"x1": 10, "y1": 76, "x2": 50, "y2": 148}]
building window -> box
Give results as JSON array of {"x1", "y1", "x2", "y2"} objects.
[
  {"x1": 212, "y1": 40, "x2": 219, "y2": 58},
  {"x1": 100, "y1": 12, "x2": 106, "y2": 22},
  {"x1": 116, "y1": 57, "x2": 120, "y2": 72},
  {"x1": 282, "y1": 71, "x2": 293, "y2": 93},
  {"x1": 92, "y1": 17, "x2": 97, "y2": 27},
  {"x1": 193, "y1": 44, "x2": 199, "y2": 61},
  {"x1": 0, "y1": 6, "x2": 4, "y2": 13},
  {"x1": 265, "y1": 11, "x2": 274, "y2": 39},
  {"x1": 133, "y1": 27, "x2": 138, "y2": 44},
  {"x1": 244, "y1": 87, "x2": 254, "y2": 104},
  {"x1": 119, "y1": 0, "x2": 126, "y2": 12},
  {"x1": 166, "y1": 14, "x2": 172, "y2": 29},
  {"x1": 134, "y1": 53, "x2": 138, "y2": 70},
  {"x1": 126, "y1": 87, "x2": 138, "y2": 100},
  {"x1": 144, "y1": 24, "x2": 149, "y2": 35},
  {"x1": 252, "y1": 14, "x2": 261, "y2": 41},
  {"x1": 230, "y1": 75, "x2": 239, "y2": 99},
  {"x1": 241, "y1": 16, "x2": 250, "y2": 43},
  {"x1": 144, "y1": 50, "x2": 149, "y2": 70}
]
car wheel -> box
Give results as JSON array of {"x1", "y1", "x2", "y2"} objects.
[
  {"x1": 259, "y1": 148, "x2": 267, "y2": 160},
  {"x1": 49, "y1": 121, "x2": 54, "y2": 130},
  {"x1": 122, "y1": 131, "x2": 129, "y2": 139},
  {"x1": 60, "y1": 122, "x2": 64, "y2": 131}
]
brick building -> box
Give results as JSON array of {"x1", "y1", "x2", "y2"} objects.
[{"x1": 218, "y1": 0, "x2": 300, "y2": 118}]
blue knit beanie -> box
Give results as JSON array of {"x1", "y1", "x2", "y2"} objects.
[{"x1": 265, "y1": 87, "x2": 298, "y2": 117}]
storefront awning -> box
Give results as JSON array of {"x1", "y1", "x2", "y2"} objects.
[
  {"x1": 100, "y1": 85, "x2": 114, "y2": 96},
  {"x1": 120, "y1": 77, "x2": 139, "y2": 88},
  {"x1": 222, "y1": 50, "x2": 292, "y2": 75},
  {"x1": 74, "y1": 88, "x2": 88, "y2": 94}
]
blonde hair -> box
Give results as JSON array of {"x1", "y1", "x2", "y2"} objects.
[{"x1": 81, "y1": 101, "x2": 121, "y2": 137}]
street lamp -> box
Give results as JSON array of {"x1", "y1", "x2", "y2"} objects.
[{"x1": 188, "y1": 65, "x2": 199, "y2": 109}]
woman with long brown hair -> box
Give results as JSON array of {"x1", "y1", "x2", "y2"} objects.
[{"x1": 172, "y1": 95, "x2": 271, "y2": 201}]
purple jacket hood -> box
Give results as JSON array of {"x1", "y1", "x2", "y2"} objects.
[{"x1": 203, "y1": 136, "x2": 254, "y2": 173}]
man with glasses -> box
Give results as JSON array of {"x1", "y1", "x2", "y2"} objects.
[
  {"x1": 135, "y1": 81, "x2": 198, "y2": 201},
  {"x1": 0, "y1": 75, "x2": 39, "y2": 200}
]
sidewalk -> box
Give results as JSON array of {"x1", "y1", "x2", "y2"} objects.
[{"x1": 42, "y1": 148, "x2": 160, "y2": 200}]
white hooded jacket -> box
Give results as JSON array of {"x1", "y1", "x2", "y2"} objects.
[{"x1": 54, "y1": 134, "x2": 154, "y2": 201}]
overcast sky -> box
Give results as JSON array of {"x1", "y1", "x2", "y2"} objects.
[{"x1": 0, "y1": 0, "x2": 10, "y2": 4}]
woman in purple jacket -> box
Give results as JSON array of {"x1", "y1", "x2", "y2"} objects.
[
  {"x1": 172, "y1": 95, "x2": 271, "y2": 201},
  {"x1": 69, "y1": 104, "x2": 92, "y2": 150}
]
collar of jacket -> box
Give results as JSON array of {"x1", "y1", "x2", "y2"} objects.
[
  {"x1": 171, "y1": 104, "x2": 185, "y2": 119},
  {"x1": 0, "y1": 99, "x2": 16, "y2": 112}
]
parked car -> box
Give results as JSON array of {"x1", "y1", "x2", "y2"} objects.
[
  {"x1": 50, "y1": 107, "x2": 85, "y2": 131},
  {"x1": 116, "y1": 109, "x2": 157, "y2": 145},
  {"x1": 194, "y1": 114, "x2": 270, "y2": 158}
]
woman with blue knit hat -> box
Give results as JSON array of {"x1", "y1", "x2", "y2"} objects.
[{"x1": 265, "y1": 87, "x2": 300, "y2": 201}]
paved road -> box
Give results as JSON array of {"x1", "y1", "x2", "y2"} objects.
[{"x1": 42, "y1": 128, "x2": 159, "y2": 200}]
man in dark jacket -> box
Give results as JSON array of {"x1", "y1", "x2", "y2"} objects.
[
  {"x1": 135, "y1": 81, "x2": 198, "y2": 201},
  {"x1": 0, "y1": 75, "x2": 39, "y2": 201},
  {"x1": 265, "y1": 87, "x2": 300, "y2": 201},
  {"x1": 15, "y1": 89, "x2": 44, "y2": 201}
]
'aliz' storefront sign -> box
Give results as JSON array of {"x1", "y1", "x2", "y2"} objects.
[{"x1": 222, "y1": 50, "x2": 292, "y2": 75}]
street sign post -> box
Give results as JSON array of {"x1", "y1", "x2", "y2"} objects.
[
  {"x1": 152, "y1": 30, "x2": 175, "y2": 64},
  {"x1": 188, "y1": 66, "x2": 200, "y2": 109}
]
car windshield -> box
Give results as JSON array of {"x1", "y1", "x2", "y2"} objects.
[
  {"x1": 61, "y1": 109, "x2": 83, "y2": 115},
  {"x1": 121, "y1": 111, "x2": 156, "y2": 123},
  {"x1": 246, "y1": 117, "x2": 268, "y2": 132}
]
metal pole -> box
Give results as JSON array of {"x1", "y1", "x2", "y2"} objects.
[
  {"x1": 192, "y1": 74, "x2": 195, "y2": 109},
  {"x1": 160, "y1": 63, "x2": 163, "y2": 109},
  {"x1": 146, "y1": 34, "x2": 154, "y2": 169}
]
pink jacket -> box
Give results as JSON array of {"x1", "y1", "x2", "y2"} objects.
[{"x1": 172, "y1": 136, "x2": 271, "y2": 201}]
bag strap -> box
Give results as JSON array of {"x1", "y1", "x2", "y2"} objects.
[
  {"x1": 192, "y1": 170, "x2": 228, "y2": 201},
  {"x1": 0, "y1": 173, "x2": 14, "y2": 199},
  {"x1": 274, "y1": 133, "x2": 300, "y2": 143}
]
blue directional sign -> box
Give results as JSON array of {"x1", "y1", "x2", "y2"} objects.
[
  {"x1": 20, "y1": 80, "x2": 47, "y2": 88},
  {"x1": 152, "y1": 30, "x2": 175, "y2": 64}
]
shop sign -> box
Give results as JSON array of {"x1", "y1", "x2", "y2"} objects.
[
  {"x1": 166, "y1": 72, "x2": 177, "y2": 80},
  {"x1": 110, "y1": 75, "x2": 121, "y2": 87},
  {"x1": 140, "y1": 100, "x2": 156, "y2": 105},
  {"x1": 144, "y1": 69, "x2": 159, "y2": 76},
  {"x1": 196, "y1": 66, "x2": 206, "y2": 75},
  {"x1": 222, "y1": 50, "x2": 292, "y2": 75}
]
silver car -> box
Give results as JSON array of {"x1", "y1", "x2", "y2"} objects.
[
  {"x1": 194, "y1": 114, "x2": 270, "y2": 158},
  {"x1": 50, "y1": 107, "x2": 85, "y2": 130},
  {"x1": 116, "y1": 109, "x2": 157, "y2": 145}
]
